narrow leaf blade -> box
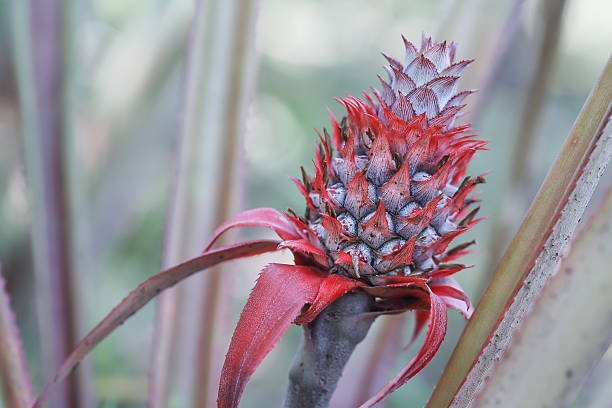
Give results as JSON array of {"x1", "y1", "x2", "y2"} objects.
[
  {"x1": 33, "y1": 240, "x2": 280, "y2": 408},
  {"x1": 205, "y1": 208, "x2": 301, "y2": 251}
]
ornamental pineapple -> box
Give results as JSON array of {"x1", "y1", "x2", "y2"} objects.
[{"x1": 292, "y1": 34, "x2": 485, "y2": 283}]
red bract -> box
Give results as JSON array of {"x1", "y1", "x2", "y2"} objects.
[{"x1": 209, "y1": 35, "x2": 486, "y2": 408}]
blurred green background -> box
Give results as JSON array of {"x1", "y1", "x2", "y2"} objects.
[{"x1": 1, "y1": 0, "x2": 611, "y2": 407}]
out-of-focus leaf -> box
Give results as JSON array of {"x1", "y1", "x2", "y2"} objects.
[
  {"x1": 218, "y1": 263, "x2": 328, "y2": 408},
  {"x1": 33, "y1": 239, "x2": 280, "y2": 408},
  {"x1": 428, "y1": 55, "x2": 612, "y2": 407},
  {"x1": 10, "y1": 0, "x2": 84, "y2": 405},
  {"x1": 0, "y1": 265, "x2": 34, "y2": 408},
  {"x1": 472, "y1": 186, "x2": 612, "y2": 406}
]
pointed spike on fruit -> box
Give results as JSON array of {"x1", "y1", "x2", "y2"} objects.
[
  {"x1": 326, "y1": 107, "x2": 342, "y2": 152},
  {"x1": 396, "y1": 195, "x2": 442, "y2": 239},
  {"x1": 366, "y1": 133, "x2": 396, "y2": 186},
  {"x1": 300, "y1": 166, "x2": 312, "y2": 190},
  {"x1": 344, "y1": 172, "x2": 376, "y2": 219},
  {"x1": 426, "y1": 76, "x2": 459, "y2": 109},
  {"x1": 440, "y1": 59, "x2": 474, "y2": 77},
  {"x1": 391, "y1": 91, "x2": 416, "y2": 122},
  {"x1": 402, "y1": 34, "x2": 419, "y2": 66},
  {"x1": 391, "y1": 67, "x2": 416, "y2": 95},
  {"x1": 406, "y1": 86, "x2": 439, "y2": 119},
  {"x1": 381, "y1": 51, "x2": 402, "y2": 70},
  {"x1": 292, "y1": 178, "x2": 316, "y2": 211},
  {"x1": 380, "y1": 235, "x2": 417, "y2": 271},
  {"x1": 420, "y1": 32, "x2": 432, "y2": 52},
  {"x1": 445, "y1": 89, "x2": 476, "y2": 109},
  {"x1": 359, "y1": 201, "x2": 394, "y2": 249},
  {"x1": 423, "y1": 41, "x2": 451, "y2": 72},
  {"x1": 458, "y1": 206, "x2": 480, "y2": 227},
  {"x1": 321, "y1": 214, "x2": 354, "y2": 251},
  {"x1": 380, "y1": 159, "x2": 412, "y2": 213},
  {"x1": 405, "y1": 134, "x2": 437, "y2": 174},
  {"x1": 405, "y1": 55, "x2": 438, "y2": 87},
  {"x1": 411, "y1": 159, "x2": 453, "y2": 204}
]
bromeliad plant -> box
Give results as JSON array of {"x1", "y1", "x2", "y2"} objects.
[
  {"x1": 34, "y1": 35, "x2": 486, "y2": 408},
  {"x1": 208, "y1": 34, "x2": 485, "y2": 407}
]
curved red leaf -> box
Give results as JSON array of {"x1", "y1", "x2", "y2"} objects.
[
  {"x1": 404, "y1": 309, "x2": 429, "y2": 352},
  {"x1": 294, "y1": 274, "x2": 364, "y2": 325},
  {"x1": 278, "y1": 239, "x2": 329, "y2": 268},
  {"x1": 360, "y1": 288, "x2": 447, "y2": 407},
  {"x1": 205, "y1": 208, "x2": 301, "y2": 251},
  {"x1": 278, "y1": 239, "x2": 327, "y2": 258},
  {"x1": 33, "y1": 240, "x2": 280, "y2": 408},
  {"x1": 218, "y1": 264, "x2": 327, "y2": 408},
  {"x1": 430, "y1": 276, "x2": 472, "y2": 319}
]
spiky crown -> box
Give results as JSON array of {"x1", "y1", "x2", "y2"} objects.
[{"x1": 289, "y1": 35, "x2": 486, "y2": 284}]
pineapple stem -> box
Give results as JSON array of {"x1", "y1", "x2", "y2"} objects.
[{"x1": 284, "y1": 291, "x2": 375, "y2": 408}]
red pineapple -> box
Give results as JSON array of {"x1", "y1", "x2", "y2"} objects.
[{"x1": 207, "y1": 34, "x2": 486, "y2": 408}]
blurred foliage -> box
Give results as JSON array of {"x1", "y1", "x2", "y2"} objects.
[{"x1": 1, "y1": 0, "x2": 611, "y2": 406}]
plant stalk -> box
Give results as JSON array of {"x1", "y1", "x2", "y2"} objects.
[
  {"x1": 283, "y1": 291, "x2": 376, "y2": 408},
  {"x1": 0, "y1": 266, "x2": 35, "y2": 408}
]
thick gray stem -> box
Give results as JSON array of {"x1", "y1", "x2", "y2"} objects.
[{"x1": 283, "y1": 291, "x2": 375, "y2": 408}]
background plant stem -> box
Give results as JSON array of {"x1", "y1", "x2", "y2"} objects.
[
  {"x1": 10, "y1": 0, "x2": 86, "y2": 406},
  {"x1": 0, "y1": 265, "x2": 35, "y2": 408}
]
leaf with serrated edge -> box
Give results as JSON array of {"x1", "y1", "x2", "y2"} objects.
[
  {"x1": 218, "y1": 263, "x2": 327, "y2": 408},
  {"x1": 32, "y1": 240, "x2": 280, "y2": 408}
]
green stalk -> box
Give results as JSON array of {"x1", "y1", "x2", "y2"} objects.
[
  {"x1": 473, "y1": 177, "x2": 612, "y2": 406},
  {"x1": 428, "y1": 55, "x2": 612, "y2": 407}
]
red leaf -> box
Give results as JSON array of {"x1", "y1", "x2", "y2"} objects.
[
  {"x1": 430, "y1": 276, "x2": 473, "y2": 319},
  {"x1": 33, "y1": 240, "x2": 280, "y2": 408},
  {"x1": 205, "y1": 208, "x2": 301, "y2": 251},
  {"x1": 294, "y1": 274, "x2": 363, "y2": 325},
  {"x1": 278, "y1": 239, "x2": 329, "y2": 267},
  {"x1": 405, "y1": 310, "x2": 429, "y2": 351},
  {"x1": 218, "y1": 264, "x2": 327, "y2": 408},
  {"x1": 360, "y1": 287, "x2": 447, "y2": 407}
]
